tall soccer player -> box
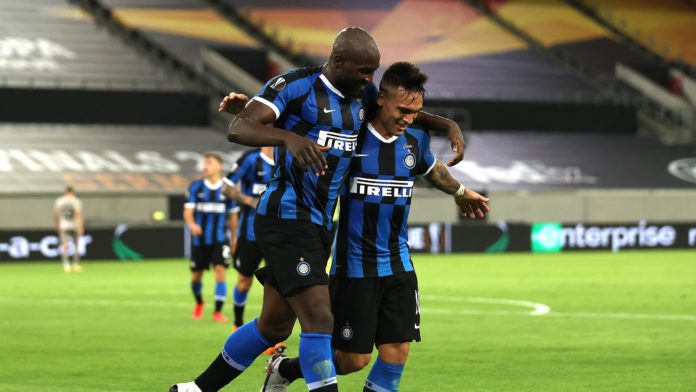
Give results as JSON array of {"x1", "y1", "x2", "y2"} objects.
[
  {"x1": 171, "y1": 27, "x2": 466, "y2": 392},
  {"x1": 223, "y1": 147, "x2": 274, "y2": 330},
  {"x1": 53, "y1": 186, "x2": 84, "y2": 273},
  {"x1": 260, "y1": 63, "x2": 490, "y2": 392},
  {"x1": 184, "y1": 152, "x2": 239, "y2": 323}
]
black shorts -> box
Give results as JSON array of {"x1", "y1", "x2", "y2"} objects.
[
  {"x1": 233, "y1": 238, "x2": 264, "y2": 277},
  {"x1": 254, "y1": 214, "x2": 333, "y2": 296},
  {"x1": 190, "y1": 243, "x2": 229, "y2": 271},
  {"x1": 331, "y1": 272, "x2": 421, "y2": 354}
]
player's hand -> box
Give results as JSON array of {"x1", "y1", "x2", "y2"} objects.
[
  {"x1": 446, "y1": 124, "x2": 466, "y2": 167},
  {"x1": 455, "y1": 189, "x2": 490, "y2": 219},
  {"x1": 242, "y1": 195, "x2": 259, "y2": 208},
  {"x1": 189, "y1": 223, "x2": 203, "y2": 236},
  {"x1": 284, "y1": 133, "x2": 330, "y2": 176},
  {"x1": 230, "y1": 238, "x2": 238, "y2": 255},
  {"x1": 219, "y1": 92, "x2": 250, "y2": 115},
  {"x1": 77, "y1": 227, "x2": 84, "y2": 237}
]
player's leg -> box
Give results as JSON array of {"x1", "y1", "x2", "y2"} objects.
[
  {"x1": 70, "y1": 230, "x2": 81, "y2": 271},
  {"x1": 231, "y1": 239, "x2": 263, "y2": 328},
  {"x1": 364, "y1": 272, "x2": 421, "y2": 392},
  {"x1": 172, "y1": 282, "x2": 296, "y2": 392},
  {"x1": 189, "y1": 246, "x2": 207, "y2": 320},
  {"x1": 210, "y1": 243, "x2": 230, "y2": 322},
  {"x1": 363, "y1": 343, "x2": 409, "y2": 392},
  {"x1": 232, "y1": 272, "x2": 252, "y2": 328},
  {"x1": 261, "y1": 275, "x2": 380, "y2": 391},
  {"x1": 59, "y1": 229, "x2": 71, "y2": 272}
]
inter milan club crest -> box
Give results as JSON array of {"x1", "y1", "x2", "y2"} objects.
[
  {"x1": 404, "y1": 153, "x2": 416, "y2": 169},
  {"x1": 296, "y1": 257, "x2": 311, "y2": 276},
  {"x1": 341, "y1": 324, "x2": 353, "y2": 340}
]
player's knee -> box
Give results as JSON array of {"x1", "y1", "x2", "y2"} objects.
[
  {"x1": 336, "y1": 352, "x2": 371, "y2": 374},
  {"x1": 300, "y1": 306, "x2": 334, "y2": 333},
  {"x1": 257, "y1": 319, "x2": 293, "y2": 344},
  {"x1": 236, "y1": 275, "x2": 252, "y2": 292},
  {"x1": 379, "y1": 343, "x2": 410, "y2": 364}
]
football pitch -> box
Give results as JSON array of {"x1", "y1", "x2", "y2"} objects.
[{"x1": 1, "y1": 251, "x2": 694, "y2": 391}]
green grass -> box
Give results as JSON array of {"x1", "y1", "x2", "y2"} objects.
[{"x1": 1, "y1": 251, "x2": 695, "y2": 391}]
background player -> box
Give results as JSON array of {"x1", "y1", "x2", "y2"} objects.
[
  {"x1": 53, "y1": 185, "x2": 84, "y2": 273},
  {"x1": 171, "y1": 27, "x2": 466, "y2": 392},
  {"x1": 184, "y1": 152, "x2": 239, "y2": 323},
  {"x1": 223, "y1": 147, "x2": 274, "y2": 330},
  {"x1": 261, "y1": 62, "x2": 490, "y2": 392}
]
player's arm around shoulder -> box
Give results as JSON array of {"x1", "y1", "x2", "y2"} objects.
[
  {"x1": 423, "y1": 160, "x2": 490, "y2": 219},
  {"x1": 414, "y1": 111, "x2": 466, "y2": 167}
]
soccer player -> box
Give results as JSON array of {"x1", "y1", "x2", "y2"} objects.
[
  {"x1": 171, "y1": 27, "x2": 465, "y2": 392},
  {"x1": 259, "y1": 63, "x2": 490, "y2": 392},
  {"x1": 184, "y1": 152, "x2": 239, "y2": 323},
  {"x1": 53, "y1": 186, "x2": 84, "y2": 273},
  {"x1": 223, "y1": 147, "x2": 274, "y2": 330}
]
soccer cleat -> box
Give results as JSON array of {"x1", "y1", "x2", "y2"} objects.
[
  {"x1": 264, "y1": 342, "x2": 287, "y2": 355},
  {"x1": 260, "y1": 352, "x2": 290, "y2": 392},
  {"x1": 169, "y1": 381, "x2": 202, "y2": 392},
  {"x1": 212, "y1": 311, "x2": 229, "y2": 323},
  {"x1": 228, "y1": 324, "x2": 240, "y2": 334},
  {"x1": 72, "y1": 265, "x2": 82, "y2": 273},
  {"x1": 192, "y1": 303, "x2": 204, "y2": 320},
  {"x1": 63, "y1": 265, "x2": 71, "y2": 273}
]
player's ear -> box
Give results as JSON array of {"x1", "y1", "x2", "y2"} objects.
[
  {"x1": 376, "y1": 91, "x2": 385, "y2": 108},
  {"x1": 333, "y1": 54, "x2": 344, "y2": 69}
]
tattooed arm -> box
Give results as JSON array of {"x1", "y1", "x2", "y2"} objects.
[
  {"x1": 424, "y1": 160, "x2": 490, "y2": 219},
  {"x1": 222, "y1": 184, "x2": 258, "y2": 208}
]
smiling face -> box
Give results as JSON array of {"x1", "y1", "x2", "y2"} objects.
[
  {"x1": 375, "y1": 85, "x2": 424, "y2": 137},
  {"x1": 332, "y1": 50, "x2": 380, "y2": 98}
]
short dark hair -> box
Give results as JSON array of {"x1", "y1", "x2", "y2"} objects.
[
  {"x1": 65, "y1": 185, "x2": 74, "y2": 194},
  {"x1": 379, "y1": 62, "x2": 428, "y2": 96},
  {"x1": 203, "y1": 152, "x2": 223, "y2": 164}
]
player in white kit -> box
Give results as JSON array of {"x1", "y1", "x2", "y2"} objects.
[{"x1": 53, "y1": 186, "x2": 84, "y2": 273}]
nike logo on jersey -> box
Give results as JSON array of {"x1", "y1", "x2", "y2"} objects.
[
  {"x1": 323, "y1": 107, "x2": 336, "y2": 113},
  {"x1": 415, "y1": 323, "x2": 420, "y2": 330}
]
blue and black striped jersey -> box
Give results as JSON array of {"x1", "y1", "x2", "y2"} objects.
[
  {"x1": 252, "y1": 67, "x2": 376, "y2": 230},
  {"x1": 185, "y1": 179, "x2": 238, "y2": 247},
  {"x1": 224, "y1": 149, "x2": 275, "y2": 242},
  {"x1": 331, "y1": 124, "x2": 436, "y2": 278}
]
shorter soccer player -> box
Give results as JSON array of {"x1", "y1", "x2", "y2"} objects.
[
  {"x1": 260, "y1": 62, "x2": 490, "y2": 392},
  {"x1": 53, "y1": 186, "x2": 84, "y2": 273},
  {"x1": 184, "y1": 153, "x2": 239, "y2": 322},
  {"x1": 223, "y1": 147, "x2": 274, "y2": 330}
]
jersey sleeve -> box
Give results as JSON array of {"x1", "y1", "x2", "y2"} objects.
[
  {"x1": 224, "y1": 153, "x2": 251, "y2": 187},
  {"x1": 228, "y1": 199, "x2": 240, "y2": 214},
  {"x1": 184, "y1": 182, "x2": 198, "y2": 208},
  {"x1": 74, "y1": 199, "x2": 82, "y2": 213},
  {"x1": 252, "y1": 71, "x2": 310, "y2": 120},
  {"x1": 416, "y1": 132, "x2": 436, "y2": 176}
]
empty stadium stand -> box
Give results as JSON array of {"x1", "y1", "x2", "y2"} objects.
[
  {"x1": 0, "y1": 0, "x2": 182, "y2": 91},
  {"x1": 226, "y1": 0, "x2": 603, "y2": 104}
]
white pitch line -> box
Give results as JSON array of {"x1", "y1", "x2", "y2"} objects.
[
  {"x1": 1, "y1": 297, "x2": 694, "y2": 322},
  {"x1": 422, "y1": 295, "x2": 551, "y2": 316}
]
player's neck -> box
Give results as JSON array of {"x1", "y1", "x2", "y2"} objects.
[
  {"x1": 204, "y1": 174, "x2": 221, "y2": 184},
  {"x1": 369, "y1": 120, "x2": 394, "y2": 140}
]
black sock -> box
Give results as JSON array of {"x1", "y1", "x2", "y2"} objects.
[
  {"x1": 194, "y1": 353, "x2": 242, "y2": 392},
  {"x1": 278, "y1": 357, "x2": 303, "y2": 382},
  {"x1": 214, "y1": 300, "x2": 224, "y2": 313},
  {"x1": 233, "y1": 305, "x2": 244, "y2": 326},
  {"x1": 195, "y1": 295, "x2": 203, "y2": 305}
]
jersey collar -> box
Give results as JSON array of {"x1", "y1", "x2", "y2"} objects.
[
  {"x1": 367, "y1": 122, "x2": 399, "y2": 144},
  {"x1": 319, "y1": 74, "x2": 345, "y2": 99},
  {"x1": 259, "y1": 151, "x2": 275, "y2": 166},
  {"x1": 204, "y1": 179, "x2": 224, "y2": 190}
]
